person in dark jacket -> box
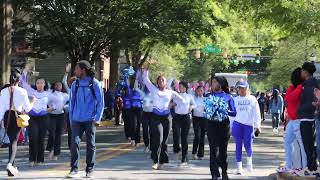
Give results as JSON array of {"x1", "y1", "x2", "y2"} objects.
[
  {"x1": 258, "y1": 93, "x2": 267, "y2": 121},
  {"x1": 296, "y1": 62, "x2": 319, "y2": 176}
]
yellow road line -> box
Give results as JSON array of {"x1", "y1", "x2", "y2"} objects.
[{"x1": 38, "y1": 143, "x2": 142, "y2": 176}]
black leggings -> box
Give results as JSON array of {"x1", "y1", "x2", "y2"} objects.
[
  {"x1": 172, "y1": 114, "x2": 191, "y2": 162},
  {"x1": 122, "y1": 109, "x2": 132, "y2": 139},
  {"x1": 4, "y1": 111, "x2": 21, "y2": 165},
  {"x1": 207, "y1": 120, "x2": 230, "y2": 178},
  {"x1": 150, "y1": 113, "x2": 171, "y2": 164},
  {"x1": 46, "y1": 114, "x2": 65, "y2": 155},
  {"x1": 28, "y1": 115, "x2": 49, "y2": 163},
  {"x1": 131, "y1": 107, "x2": 142, "y2": 143},
  {"x1": 192, "y1": 116, "x2": 207, "y2": 158},
  {"x1": 142, "y1": 112, "x2": 152, "y2": 147}
]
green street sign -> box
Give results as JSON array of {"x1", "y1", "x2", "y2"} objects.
[{"x1": 202, "y1": 45, "x2": 223, "y2": 54}]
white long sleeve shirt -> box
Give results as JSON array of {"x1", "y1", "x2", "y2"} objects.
[
  {"x1": 234, "y1": 95, "x2": 261, "y2": 129},
  {"x1": 48, "y1": 91, "x2": 69, "y2": 114},
  {"x1": 143, "y1": 71, "x2": 184, "y2": 115},
  {"x1": 193, "y1": 95, "x2": 205, "y2": 117},
  {"x1": 0, "y1": 86, "x2": 34, "y2": 122},
  {"x1": 173, "y1": 93, "x2": 196, "y2": 115}
]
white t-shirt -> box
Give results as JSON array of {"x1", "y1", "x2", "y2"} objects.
[
  {"x1": 0, "y1": 86, "x2": 33, "y2": 122},
  {"x1": 193, "y1": 95, "x2": 205, "y2": 117},
  {"x1": 173, "y1": 93, "x2": 196, "y2": 115},
  {"x1": 234, "y1": 95, "x2": 261, "y2": 129},
  {"x1": 48, "y1": 91, "x2": 69, "y2": 114}
]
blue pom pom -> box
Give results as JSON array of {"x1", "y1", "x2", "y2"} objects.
[{"x1": 204, "y1": 95, "x2": 229, "y2": 122}]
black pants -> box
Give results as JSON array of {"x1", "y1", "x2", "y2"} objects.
[
  {"x1": 192, "y1": 116, "x2": 207, "y2": 158},
  {"x1": 28, "y1": 115, "x2": 48, "y2": 163},
  {"x1": 150, "y1": 114, "x2": 170, "y2": 164},
  {"x1": 300, "y1": 121, "x2": 317, "y2": 171},
  {"x1": 4, "y1": 111, "x2": 21, "y2": 165},
  {"x1": 46, "y1": 114, "x2": 64, "y2": 156},
  {"x1": 207, "y1": 120, "x2": 230, "y2": 178},
  {"x1": 122, "y1": 109, "x2": 131, "y2": 139},
  {"x1": 260, "y1": 107, "x2": 265, "y2": 120},
  {"x1": 142, "y1": 112, "x2": 152, "y2": 147},
  {"x1": 172, "y1": 114, "x2": 191, "y2": 162},
  {"x1": 131, "y1": 107, "x2": 142, "y2": 143},
  {"x1": 114, "y1": 109, "x2": 122, "y2": 125}
]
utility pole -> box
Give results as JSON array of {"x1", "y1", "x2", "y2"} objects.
[{"x1": 0, "y1": 0, "x2": 12, "y2": 86}]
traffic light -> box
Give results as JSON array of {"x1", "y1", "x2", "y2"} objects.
[{"x1": 255, "y1": 51, "x2": 261, "y2": 64}]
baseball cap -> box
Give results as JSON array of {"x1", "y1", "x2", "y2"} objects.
[{"x1": 237, "y1": 81, "x2": 249, "y2": 88}]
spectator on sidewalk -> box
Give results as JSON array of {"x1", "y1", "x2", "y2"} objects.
[
  {"x1": 258, "y1": 93, "x2": 267, "y2": 121},
  {"x1": 296, "y1": 62, "x2": 319, "y2": 177},
  {"x1": 67, "y1": 60, "x2": 104, "y2": 178},
  {"x1": 0, "y1": 69, "x2": 35, "y2": 176}
]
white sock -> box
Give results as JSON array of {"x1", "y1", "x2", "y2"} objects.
[{"x1": 247, "y1": 156, "x2": 253, "y2": 171}]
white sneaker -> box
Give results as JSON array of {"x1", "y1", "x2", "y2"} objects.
[
  {"x1": 247, "y1": 157, "x2": 253, "y2": 172},
  {"x1": 131, "y1": 140, "x2": 136, "y2": 146},
  {"x1": 192, "y1": 154, "x2": 198, "y2": 160},
  {"x1": 7, "y1": 163, "x2": 18, "y2": 176},
  {"x1": 236, "y1": 162, "x2": 243, "y2": 175},
  {"x1": 175, "y1": 152, "x2": 182, "y2": 161},
  {"x1": 180, "y1": 162, "x2": 188, "y2": 167},
  {"x1": 48, "y1": 151, "x2": 54, "y2": 160},
  {"x1": 144, "y1": 146, "x2": 149, "y2": 153},
  {"x1": 275, "y1": 128, "x2": 279, "y2": 134},
  {"x1": 53, "y1": 156, "x2": 58, "y2": 161},
  {"x1": 66, "y1": 171, "x2": 81, "y2": 178},
  {"x1": 152, "y1": 163, "x2": 162, "y2": 170},
  {"x1": 295, "y1": 168, "x2": 317, "y2": 177}
]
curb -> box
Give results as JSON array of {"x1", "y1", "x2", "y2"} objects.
[{"x1": 269, "y1": 173, "x2": 316, "y2": 180}]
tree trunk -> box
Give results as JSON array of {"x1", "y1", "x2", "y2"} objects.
[
  {"x1": 0, "y1": 0, "x2": 12, "y2": 86},
  {"x1": 109, "y1": 43, "x2": 120, "y2": 90}
]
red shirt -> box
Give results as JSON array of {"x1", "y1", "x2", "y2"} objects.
[{"x1": 285, "y1": 84, "x2": 303, "y2": 120}]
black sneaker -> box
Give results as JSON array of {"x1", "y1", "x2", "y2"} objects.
[
  {"x1": 86, "y1": 171, "x2": 94, "y2": 178},
  {"x1": 222, "y1": 173, "x2": 229, "y2": 180}
]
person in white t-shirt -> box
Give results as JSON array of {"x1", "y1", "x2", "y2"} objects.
[
  {"x1": 232, "y1": 81, "x2": 261, "y2": 175},
  {"x1": 172, "y1": 81, "x2": 196, "y2": 166},
  {"x1": 0, "y1": 69, "x2": 35, "y2": 176}
]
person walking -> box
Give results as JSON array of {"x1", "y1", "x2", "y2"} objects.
[
  {"x1": 67, "y1": 60, "x2": 104, "y2": 178},
  {"x1": 46, "y1": 81, "x2": 69, "y2": 161},
  {"x1": 172, "y1": 81, "x2": 196, "y2": 166},
  {"x1": 192, "y1": 85, "x2": 207, "y2": 160},
  {"x1": 232, "y1": 81, "x2": 261, "y2": 175},
  {"x1": 258, "y1": 93, "x2": 267, "y2": 121},
  {"x1": 0, "y1": 69, "x2": 35, "y2": 176},
  {"x1": 21, "y1": 66, "x2": 55, "y2": 166},
  {"x1": 142, "y1": 69, "x2": 183, "y2": 170},
  {"x1": 204, "y1": 76, "x2": 237, "y2": 180},
  {"x1": 270, "y1": 89, "x2": 284, "y2": 134}
]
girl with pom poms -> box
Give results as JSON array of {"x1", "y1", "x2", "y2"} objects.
[{"x1": 204, "y1": 76, "x2": 236, "y2": 180}]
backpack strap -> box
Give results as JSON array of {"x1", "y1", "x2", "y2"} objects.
[{"x1": 89, "y1": 78, "x2": 97, "y2": 99}]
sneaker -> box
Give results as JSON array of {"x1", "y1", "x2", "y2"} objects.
[
  {"x1": 180, "y1": 162, "x2": 188, "y2": 167},
  {"x1": 222, "y1": 173, "x2": 229, "y2": 180},
  {"x1": 144, "y1": 146, "x2": 150, "y2": 153},
  {"x1": 53, "y1": 156, "x2": 58, "y2": 161},
  {"x1": 131, "y1": 140, "x2": 136, "y2": 146},
  {"x1": 192, "y1": 154, "x2": 198, "y2": 160},
  {"x1": 66, "y1": 171, "x2": 81, "y2": 178},
  {"x1": 275, "y1": 128, "x2": 279, "y2": 134},
  {"x1": 175, "y1": 152, "x2": 182, "y2": 161},
  {"x1": 48, "y1": 151, "x2": 54, "y2": 160},
  {"x1": 6, "y1": 163, "x2": 18, "y2": 176},
  {"x1": 277, "y1": 167, "x2": 293, "y2": 173},
  {"x1": 86, "y1": 171, "x2": 94, "y2": 178},
  {"x1": 295, "y1": 168, "x2": 317, "y2": 177},
  {"x1": 36, "y1": 162, "x2": 45, "y2": 166},
  {"x1": 30, "y1": 161, "x2": 35, "y2": 167},
  {"x1": 212, "y1": 175, "x2": 218, "y2": 180},
  {"x1": 152, "y1": 163, "x2": 162, "y2": 170}
]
